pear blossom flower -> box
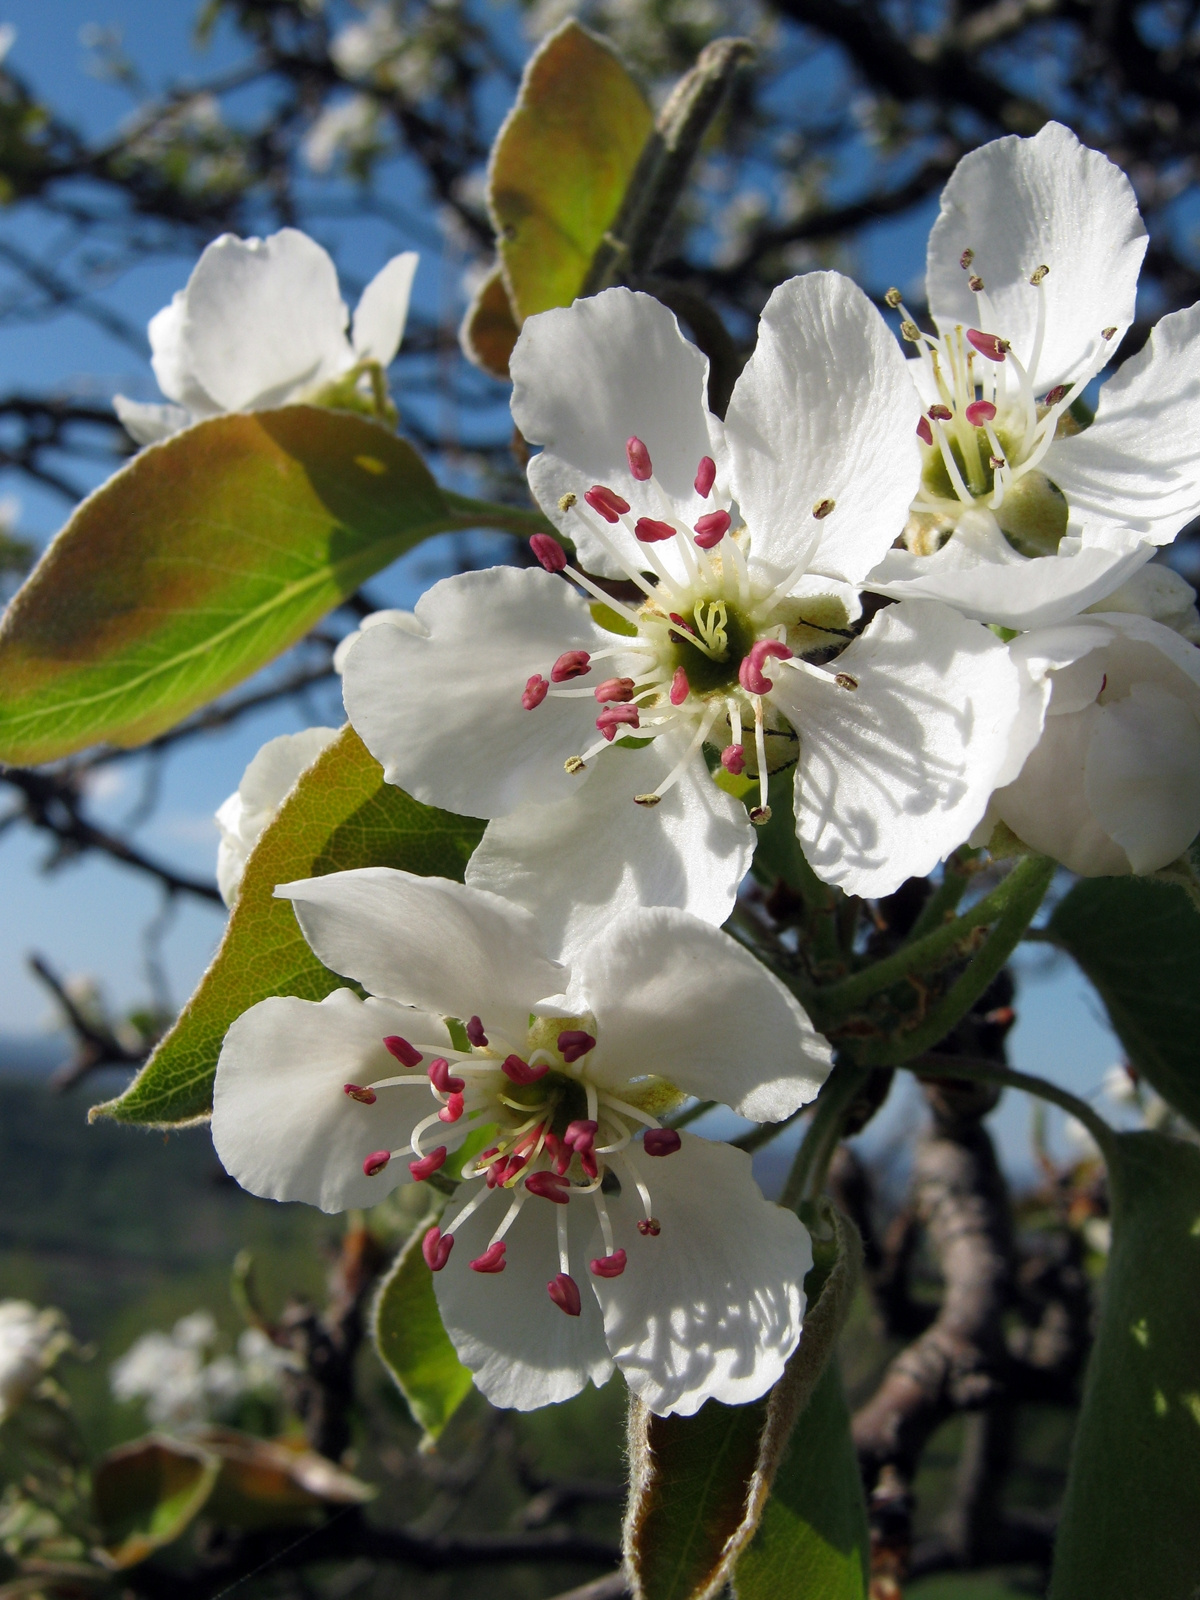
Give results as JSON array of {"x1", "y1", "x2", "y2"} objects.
[
  {"x1": 869, "y1": 122, "x2": 1200, "y2": 629},
  {"x1": 977, "y1": 579, "x2": 1200, "y2": 874},
  {"x1": 211, "y1": 867, "x2": 829, "y2": 1415},
  {"x1": 0, "y1": 1301, "x2": 70, "y2": 1422},
  {"x1": 216, "y1": 728, "x2": 339, "y2": 906},
  {"x1": 343, "y1": 275, "x2": 1026, "y2": 953},
  {"x1": 115, "y1": 229, "x2": 418, "y2": 446},
  {"x1": 331, "y1": 608, "x2": 422, "y2": 674}
]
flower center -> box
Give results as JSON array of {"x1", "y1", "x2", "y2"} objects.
[
  {"x1": 346, "y1": 1011, "x2": 686, "y2": 1315},
  {"x1": 887, "y1": 257, "x2": 1115, "y2": 560},
  {"x1": 524, "y1": 437, "x2": 852, "y2": 824}
]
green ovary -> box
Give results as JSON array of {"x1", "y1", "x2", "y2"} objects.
[
  {"x1": 921, "y1": 426, "x2": 1068, "y2": 558},
  {"x1": 667, "y1": 601, "x2": 758, "y2": 696}
]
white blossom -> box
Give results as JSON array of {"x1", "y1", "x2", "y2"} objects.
[
  {"x1": 216, "y1": 728, "x2": 340, "y2": 906},
  {"x1": 869, "y1": 123, "x2": 1200, "y2": 629},
  {"x1": 110, "y1": 1311, "x2": 295, "y2": 1428},
  {"x1": 0, "y1": 1302, "x2": 70, "y2": 1423},
  {"x1": 332, "y1": 608, "x2": 423, "y2": 674},
  {"x1": 212, "y1": 867, "x2": 829, "y2": 1415},
  {"x1": 115, "y1": 229, "x2": 418, "y2": 446},
  {"x1": 342, "y1": 277, "x2": 1027, "y2": 955}
]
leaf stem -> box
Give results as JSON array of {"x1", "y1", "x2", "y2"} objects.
[
  {"x1": 439, "y1": 490, "x2": 558, "y2": 541},
  {"x1": 912, "y1": 1054, "x2": 1118, "y2": 1161},
  {"x1": 811, "y1": 856, "x2": 1054, "y2": 1023},
  {"x1": 779, "y1": 1060, "x2": 874, "y2": 1212}
]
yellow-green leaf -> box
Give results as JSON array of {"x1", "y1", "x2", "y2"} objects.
[
  {"x1": 0, "y1": 407, "x2": 454, "y2": 764},
  {"x1": 374, "y1": 1223, "x2": 474, "y2": 1444},
  {"x1": 90, "y1": 727, "x2": 484, "y2": 1128},
  {"x1": 92, "y1": 1436, "x2": 220, "y2": 1569},
  {"x1": 196, "y1": 1428, "x2": 374, "y2": 1529},
  {"x1": 489, "y1": 20, "x2": 652, "y2": 324}
]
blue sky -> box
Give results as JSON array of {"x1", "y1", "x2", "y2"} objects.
[{"x1": 0, "y1": 2, "x2": 1122, "y2": 1172}]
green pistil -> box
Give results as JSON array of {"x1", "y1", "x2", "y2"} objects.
[{"x1": 668, "y1": 600, "x2": 758, "y2": 696}]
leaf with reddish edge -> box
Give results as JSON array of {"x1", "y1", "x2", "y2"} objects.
[
  {"x1": 624, "y1": 1202, "x2": 863, "y2": 1600},
  {"x1": 93, "y1": 1436, "x2": 221, "y2": 1570},
  {"x1": 90, "y1": 727, "x2": 484, "y2": 1128},
  {"x1": 0, "y1": 407, "x2": 455, "y2": 764},
  {"x1": 374, "y1": 1221, "x2": 474, "y2": 1445},
  {"x1": 486, "y1": 21, "x2": 652, "y2": 326},
  {"x1": 460, "y1": 264, "x2": 521, "y2": 379}
]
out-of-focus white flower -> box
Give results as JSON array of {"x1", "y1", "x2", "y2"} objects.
[
  {"x1": 216, "y1": 728, "x2": 340, "y2": 907},
  {"x1": 1103, "y1": 1063, "x2": 1140, "y2": 1107},
  {"x1": 303, "y1": 94, "x2": 382, "y2": 173},
  {"x1": 1063, "y1": 1115, "x2": 1100, "y2": 1159},
  {"x1": 333, "y1": 609, "x2": 423, "y2": 674},
  {"x1": 212, "y1": 867, "x2": 829, "y2": 1415},
  {"x1": 110, "y1": 1311, "x2": 293, "y2": 1428},
  {"x1": 115, "y1": 229, "x2": 418, "y2": 446},
  {"x1": 1084, "y1": 563, "x2": 1200, "y2": 643},
  {"x1": 0, "y1": 1302, "x2": 70, "y2": 1422},
  {"x1": 1083, "y1": 1217, "x2": 1111, "y2": 1255},
  {"x1": 870, "y1": 123, "x2": 1200, "y2": 629}
]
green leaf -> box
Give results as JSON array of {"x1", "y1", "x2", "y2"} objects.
[
  {"x1": 1048, "y1": 877, "x2": 1200, "y2": 1129},
  {"x1": 460, "y1": 263, "x2": 521, "y2": 380},
  {"x1": 1049, "y1": 1131, "x2": 1200, "y2": 1600},
  {"x1": 374, "y1": 1222, "x2": 474, "y2": 1444},
  {"x1": 0, "y1": 407, "x2": 454, "y2": 763},
  {"x1": 734, "y1": 1362, "x2": 868, "y2": 1599},
  {"x1": 488, "y1": 20, "x2": 653, "y2": 324},
  {"x1": 624, "y1": 1202, "x2": 861, "y2": 1600},
  {"x1": 91, "y1": 727, "x2": 484, "y2": 1128},
  {"x1": 92, "y1": 1436, "x2": 220, "y2": 1569}
]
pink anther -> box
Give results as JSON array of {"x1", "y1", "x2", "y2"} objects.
[
  {"x1": 558, "y1": 1031, "x2": 597, "y2": 1063},
  {"x1": 526, "y1": 1170, "x2": 572, "y2": 1204},
  {"x1": 634, "y1": 517, "x2": 676, "y2": 543},
  {"x1": 626, "y1": 436, "x2": 653, "y2": 480},
  {"x1": 644, "y1": 1128, "x2": 682, "y2": 1157},
  {"x1": 596, "y1": 704, "x2": 640, "y2": 741},
  {"x1": 580, "y1": 1148, "x2": 598, "y2": 1180},
  {"x1": 548, "y1": 1272, "x2": 582, "y2": 1315},
  {"x1": 422, "y1": 1226, "x2": 454, "y2": 1272},
  {"x1": 917, "y1": 416, "x2": 933, "y2": 445},
  {"x1": 501, "y1": 1054, "x2": 549, "y2": 1085},
  {"x1": 383, "y1": 1036, "x2": 422, "y2": 1067},
  {"x1": 522, "y1": 674, "x2": 549, "y2": 710},
  {"x1": 1044, "y1": 384, "x2": 1068, "y2": 406},
  {"x1": 439, "y1": 1093, "x2": 465, "y2": 1123},
  {"x1": 928, "y1": 404, "x2": 952, "y2": 421},
  {"x1": 363, "y1": 1150, "x2": 391, "y2": 1177},
  {"x1": 694, "y1": 509, "x2": 731, "y2": 549},
  {"x1": 564, "y1": 1118, "x2": 598, "y2": 1151},
  {"x1": 590, "y1": 1250, "x2": 627, "y2": 1279},
  {"x1": 670, "y1": 667, "x2": 690, "y2": 706},
  {"x1": 721, "y1": 744, "x2": 746, "y2": 775},
  {"x1": 470, "y1": 1241, "x2": 507, "y2": 1273},
  {"x1": 694, "y1": 455, "x2": 716, "y2": 497},
  {"x1": 638, "y1": 1218, "x2": 662, "y2": 1237},
  {"x1": 738, "y1": 640, "x2": 793, "y2": 696},
  {"x1": 585, "y1": 485, "x2": 631, "y2": 523},
  {"x1": 965, "y1": 399, "x2": 997, "y2": 426},
  {"x1": 466, "y1": 1015, "x2": 488, "y2": 1048},
  {"x1": 530, "y1": 533, "x2": 567, "y2": 572},
  {"x1": 966, "y1": 329, "x2": 1009, "y2": 361},
  {"x1": 594, "y1": 677, "x2": 636, "y2": 704},
  {"x1": 428, "y1": 1057, "x2": 465, "y2": 1094},
  {"x1": 344, "y1": 1083, "x2": 377, "y2": 1105},
  {"x1": 551, "y1": 650, "x2": 591, "y2": 682},
  {"x1": 409, "y1": 1146, "x2": 448, "y2": 1182}
]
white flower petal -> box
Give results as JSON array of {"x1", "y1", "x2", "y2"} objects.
[
  {"x1": 573, "y1": 907, "x2": 830, "y2": 1119},
  {"x1": 341, "y1": 567, "x2": 610, "y2": 818},
  {"x1": 179, "y1": 230, "x2": 353, "y2": 412},
  {"x1": 332, "y1": 607, "x2": 425, "y2": 674},
  {"x1": 148, "y1": 292, "x2": 218, "y2": 413},
  {"x1": 776, "y1": 599, "x2": 1023, "y2": 895},
  {"x1": 867, "y1": 528, "x2": 1155, "y2": 630},
  {"x1": 275, "y1": 868, "x2": 564, "y2": 1044},
  {"x1": 433, "y1": 1185, "x2": 613, "y2": 1410},
  {"x1": 112, "y1": 396, "x2": 191, "y2": 446},
  {"x1": 1045, "y1": 305, "x2": 1200, "y2": 547},
  {"x1": 592, "y1": 1136, "x2": 810, "y2": 1417},
  {"x1": 351, "y1": 251, "x2": 418, "y2": 365},
  {"x1": 1085, "y1": 681, "x2": 1200, "y2": 873},
  {"x1": 511, "y1": 289, "x2": 719, "y2": 579},
  {"x1": 215, "y1": 727, "x2": 340, "y2": 906},
  {"x1": 465, "y1": 745, "x2": 753, "y2": 964},
  {"x1": 724, "y1": 271, "x2": 922, "y2": 586},
  {"x1": 1087, "y1": 563, "x2": 1200, "y2": 641},
  {"x1": 926, "y1": 122, "x2": 1147, "y2": 393},
  {"x1": 211, "y1": 989, "x2": 452, "y2": 1213}
]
